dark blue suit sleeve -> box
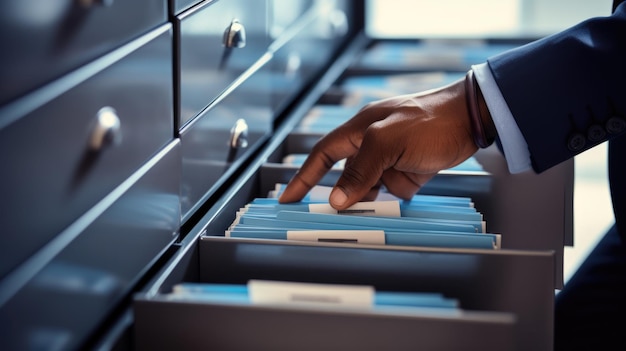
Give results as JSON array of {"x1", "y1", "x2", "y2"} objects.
[{"x1": 487, "y1": 3, "x2": 626, "y2": 173}]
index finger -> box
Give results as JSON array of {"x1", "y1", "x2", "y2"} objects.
[{"x1": 278, "y1": 127, "x2": 359, "y2": 203}]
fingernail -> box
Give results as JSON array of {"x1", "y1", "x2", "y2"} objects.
[{"x1": 330, "y1": 188, "x2": 348, "y2": 207}]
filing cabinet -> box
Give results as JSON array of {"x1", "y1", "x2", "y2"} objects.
[
  {"x1": 0, "y1": 24, "x2": 174, "y2": 282},
  {"x1": 1, "y1": 1, "x2": 574, "y2": 350},
  {"x1": 0, "y1": 3, "x2": 177, "y2": 351}
]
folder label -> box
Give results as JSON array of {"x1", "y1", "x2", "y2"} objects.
[
  {"x1": 286, "y1": 230, "x2": 386, "y2": 245},
  {"x1": 248, "y1": 280, "x2": 374, "y2": 308},
  {"x1": 308, "y1": 200, "x2": 401, "y2": 217}
]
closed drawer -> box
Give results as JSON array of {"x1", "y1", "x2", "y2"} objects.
[
  {"x1": 0, "y1": 0, "x2": 167, "y2": 106},
  {"x1": 269, "y1": 0, "x2": 353, "y2": 113},
  {"x1": 0, "y1": 25, "x2": 174, "y2": 280},
  {"x1": 180, "y1": 66, "x2": 272, "y2": 222},
  {"x1": 0, "y1": 140, "x2": 181, "y2": 351},
  {"x1": 177, "y1": 0, "x2": 269, "y2": 128}
]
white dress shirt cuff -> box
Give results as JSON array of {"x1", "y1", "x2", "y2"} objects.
[{"x1": 471, "y1": 62, "x2": 532, "y2": 174}]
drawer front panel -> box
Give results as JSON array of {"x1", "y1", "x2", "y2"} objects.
[
  {"x1": 0, "y1": 141, "x2": 181, "y2": 351},
  {"x1": 0, "y1": 26, "x2": 174, "y2": 280},
  {"x1": 172, "y1": 0, "x2": 203, "y2": 15},
  {"x1": 180, "y1": 67, "x2": 272, "y2": 221},
  {"x1": 0, "y1": 0, "x2": 167, "y2": 106},
  {"x1": 177, "y1": 0, "x2": 269, "y2": 127},
  {"x1": 270, "y1": 0, "x2": 353, "y2": 113}
]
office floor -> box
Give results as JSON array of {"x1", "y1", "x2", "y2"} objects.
[{"x1": 562, "y1": 142, "x2": 614, "y2": 285}]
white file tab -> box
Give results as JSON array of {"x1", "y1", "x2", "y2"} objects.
[
  {"x1": 287, "y1": 230, "x2": 386, "y2": 245},
  {"x1": 248, "y1": 280, "x2": 374, "y2": 309},
  {"x1": 308, "y1": 200, "x2": 401, "y2": 217}
]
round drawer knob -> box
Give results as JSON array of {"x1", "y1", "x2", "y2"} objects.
[
  {"x1": 223, "y1": 19, "x2": 247, "y2": 49},
  {"x1": 285, "y1": 52, "x2": 302, "y2": 78},
  {"x1": 329, "y1": 9, "x2": 348, "y2": 36},
  {"x1": 229, "y1": 118, "x2": 249, "y2": 149},
  {"x1": 89, "y1": 106, "x2": 121, "y2": 151}
]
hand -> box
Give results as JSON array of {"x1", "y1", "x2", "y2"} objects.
[{"x1": 278, "y1": 77, "x2": 478, "y2": 210}]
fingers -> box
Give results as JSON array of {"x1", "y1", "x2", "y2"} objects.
[
  {"x1": 361, "y1": 181, "x2": 382, "y2": 201},
  {"x1": 279, "y1": 96, "x2": 423, "y2": 206},
  {"x1": 278, "y1": 128, "x2": 360, "y2": 203},
  {"x1": 380, "y1": 169, "x2": 436, "y2": 200},
  {"x1": 329, "y1": 123, "x2": 395, "y2": 209}
]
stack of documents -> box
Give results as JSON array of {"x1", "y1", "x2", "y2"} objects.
[
  {"x1": 226, "y1": 184, "x2": 500, "y2": 250},
  {"x1": 166, "y1": 280, "x2": 461, "y2": 313}
]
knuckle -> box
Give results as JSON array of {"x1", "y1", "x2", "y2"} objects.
[{"x1": 340, "y1": 166, "x2": 371, "y2": 188}]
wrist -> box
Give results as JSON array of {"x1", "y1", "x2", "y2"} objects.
[{"x1": 465, "y1": 70, "x2": 497, "y2": 148}]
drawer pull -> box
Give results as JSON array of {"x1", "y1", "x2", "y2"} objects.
[
  {"x1": 328, "y1": 9, "x2": 348, "y2": 36},
  {"x1": 229, "y1": 118, "x2": 249, "y2": 149},
  {"x1": 223, "y1": 19, "x2": 247, "y2": 49},
  {"x1": 285, "y1": 52, "x2": 302, "y2": 78},
  {"x1": 89, "y1": 106, "x2": 122, "y2": 151}
]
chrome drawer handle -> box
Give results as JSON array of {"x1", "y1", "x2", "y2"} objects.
[
  {"x1": 89, "y1": 106, "x2": 121, "y2": 151},
  {"x1": 229, "y1": 118, "x2": 249, "y2": 149},
  {"x1": 328, "y1": 9, "x2": 348, "y2": 36},
  {"x1": 285, "y1": 52, "x2": 302, "y2": 78},
  {"x1": 223, "y1": 19, "x2": 247, "y2": 49}
]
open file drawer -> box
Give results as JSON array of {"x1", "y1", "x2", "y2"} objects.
[
  {"x1": 134, "y1": 157, "x2": 554, "y2": 351},
  {"x1": 259, "y1": 33, "x2": 573, "y2": 288},
  {"x1": 264, "y1": 129, "x2": 572, "y2": 288}
]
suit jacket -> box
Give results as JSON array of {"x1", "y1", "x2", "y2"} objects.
[{"x1": 487, "y1": 2, "x2": 626, "y2": 238}]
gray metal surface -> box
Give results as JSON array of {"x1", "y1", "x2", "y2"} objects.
[
  {"x1": 0, "y1": 140, "x2": 181, "y2": 351},
  {"x1": 269, "y1": 0, "x2": 353, "y2": 115},
  {"x1": 177, "y1": 0, "x2": 269, "y2": 127},
  {"x1": 0, "y1": 25, "x2": 174, "y2": 281},
  {"x1": 0, "y1": 0, "x2": 167, "y2": 106},
  {"x1": 180, "y1": 67, "x2": 273, "y2": 222},
  {"x1": 196, "y1": 236, "x2": 554, "y2": 351},
  {"x1": 135, "y1": 295, "x2": 516, "y2": 351}
]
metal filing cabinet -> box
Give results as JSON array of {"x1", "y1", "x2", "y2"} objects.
[
  {"x1": 0, "y1": 1, "x2": 575, "y2": 350},
  {"x1": 0, "y1": 2, "x2": 177, "y2": 350},
  {"x1": 0, "y1": 25, "x2": 174, "y2": 281}
]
